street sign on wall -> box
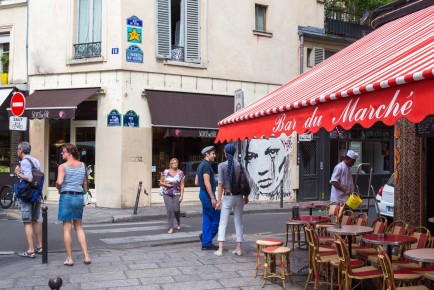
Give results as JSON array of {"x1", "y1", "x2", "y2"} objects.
[
  {"x1": 9, "y1": 116, "x2": 28, "y2": 131},
  {"x1": 10, "y1": 92, "x2": 26, "y2": 117}
]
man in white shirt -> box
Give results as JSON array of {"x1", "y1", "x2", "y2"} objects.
[{"x1": 330, "y1": 150, "x2": 358, "y2": 202}]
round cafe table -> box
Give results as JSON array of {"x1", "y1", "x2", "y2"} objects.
[
  {"x1": 362, "y1": 234, "x2": 417, "y2": 259},
  {"x1": 327, "y1": 225, "x2": 373, "y2": 258},
  {"x1": 298, "y1": 203, "x2": 328, "y2": 216},
  {"x1": 404, "y1": 248, "x2": 434, "y2": 264}
]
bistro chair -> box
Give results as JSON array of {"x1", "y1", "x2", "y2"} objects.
[
  {"x1": 354, "y1": 212, "x2": 368, "y2": 226},
  {"x1": 316, "y1": 202, "x2": 345, "y2": 237},
  {"x1": 319, "y1": 209, "x2": 355, "y2": 245},
  {"x1": 304, "y1": 223, "x2": 337, "y2": 290},
  {"x1": 394, "y1": 227, "x2": 431, "y2": 270},
  {"x1": 285, "y1": 219, "x2": 307, "y2": 251},
  {"x1": 254, "y1": 238, "x2": 284, "y2": 278},
  {"x1": 356, "y1": 216, "x2": 388, "y2": 260},
  {"x1": 330, "y1": 234, "x2": 365, "y2": 290},
  {"x1": 377, "y1": 245, "x2": 428, "y2": 290},
  {"x1": 261, "y1": 245, "x2": 293, "y2": 288},
  {"x1": 334, "y1": 233, "x2": 383, "y2": 290}
]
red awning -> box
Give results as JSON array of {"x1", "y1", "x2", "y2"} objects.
[{"x1": 216, "y1": 5, "x2": 434, "y2": 142}]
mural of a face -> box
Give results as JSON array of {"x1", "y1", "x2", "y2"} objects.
[{"x1": 242, "y1": 137, "x2": 292, "y2": 200}]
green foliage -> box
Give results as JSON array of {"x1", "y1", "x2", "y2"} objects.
[
  {"x1": 1, "y1": 53, "x2": 8, "y2": 73},
  {"x1": 325, "y1": 0, "x2": 395, "y2": 16}
]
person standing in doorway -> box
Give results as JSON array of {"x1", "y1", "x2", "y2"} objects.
[
  {"x1": 214, "y1": 144, "x2": 249, "y2": 256},
  {"x1": 15, "y1": 141, "x2": 43, "y2": 258},
  {"x1": 56, "y1": 143, "x2": 91, "y2": 266},
  {"x1": 160, "y1": 158, "x2": 185, "y2": 234},
  {"x1": 195, "y1": 145, "x2": 220, "y2": 250},
  {"x1": 330, "y1": 150, "x2": 358, "y2": 202}
]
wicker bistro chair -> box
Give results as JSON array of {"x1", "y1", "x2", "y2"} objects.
[
  {"x1": 285, "y1": 219, "x2": 307, "y2": 251},
  {"x1": 319, "y1": 210, "x2": 355, "y2": 245},
  {"x1": 377, "y1": 246, "x2": 429, "y2": 290},
  {"x1": 304, "y1": 223, "x2": 337, "y2": 290},
  {"x1": 330, "y1": 234, "x2": 365, "y2": 290},
  {"x1": 316, "y1": 202, "x2": 345, "y2": 240},
  {"x1": 334, "y1": 234, "x2": 383, "y2": 290},
  {"x1": 354, "y1": 216, "x2": 388, "y2": 258},
  {"x1": 254, "y1": 238, "x2": 284, "y2": 278},
  {"x1": 393, "y1": 227, "x2": 432, "y2": 270},
  {"x1": 262, "y1": 246, "x2": 293, "y2": 288}
]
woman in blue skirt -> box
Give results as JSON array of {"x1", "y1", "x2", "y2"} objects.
[{"x1": 56, "y1": 143, "x2": 91, "y2": 266}]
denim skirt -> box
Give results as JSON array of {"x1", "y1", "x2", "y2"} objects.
[{"x1": 58, "y1": 194, "x2": 84, "y2": 221}]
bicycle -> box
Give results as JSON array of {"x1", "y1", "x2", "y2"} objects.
[{"x1": 0, "y1": 184, "x2": 16, "y2": 209}]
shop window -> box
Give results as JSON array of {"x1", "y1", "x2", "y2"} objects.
[
  {"x1": 48, "y1": 120, "x2": 71, "y2": 187},
  {"x1": 74, "y1": 0, "x2": 102, "y2": 59},
  {"x1": 152, "y1": 127, "x2": 224, "y2": 188},
  {"x1": 156, "y1": 0, "x2": 200, "y2": 63}
]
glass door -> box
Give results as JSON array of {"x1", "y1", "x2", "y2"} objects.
[{"x1": 72, "y1": 121, "x2": 96, "y2": 189}]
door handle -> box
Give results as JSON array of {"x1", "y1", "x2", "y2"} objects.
[{"x1": 320, "y1": 162, "x2": 323, "y2": 170}]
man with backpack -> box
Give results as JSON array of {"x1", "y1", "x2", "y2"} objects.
[{"x1": 14, "y1": 141, "x2": 43, "y2": 258}]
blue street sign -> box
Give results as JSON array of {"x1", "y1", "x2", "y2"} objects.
[
  {"x1": 107, "y1": 109, "x2": 122, "y2": 126},
  {"x1": 111, "y1": 48, "x2": 119, "y2": 54},
  {"x1": 126, "y1": 16, "x2": 143, "y2": 27},
  {"x1": 123, "y1": 110, "x2": 139, "y2": 127},
  {"x1": 126, "y1": 45, "x2": 143, "y2": 63}
]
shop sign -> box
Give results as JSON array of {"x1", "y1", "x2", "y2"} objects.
[
  {"x1": 299, "y1": 133, "x2": 313, "y2": 142},
  {"x1": 9, "y1": 116, "x2": 27, "y2": 131},
  {"x1": 126, "y1": 15, "x2": 143, "y2": 27},
  {"x1": 416, "y1": 116, "x2": 434, "y2": 137},
  {"x1": 126, "y1": 45, "x2": 143, "y2": 63},
  {"x1": 28, "y1": 109, "x2": 71, "y2": 119},
  {"x1": 234, "y1": 89, "x2": 244, "y2": 112},
  {"x1": 198, "y1": 130, "x2": 217, "y2": 138},
  {"x1": 107, "y1": 109, "x2": 122, "y2": 126},
  {"x1": 123, "y1": 110, "x2": 139, "y2": 127}
]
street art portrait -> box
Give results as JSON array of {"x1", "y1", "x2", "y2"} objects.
[{"x1": 241, "y1": 137, "x2": 293, "y2": 201}]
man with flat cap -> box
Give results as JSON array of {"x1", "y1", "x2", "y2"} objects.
[
  {"x1": 195, "y1": 145, "x2": 220, "y2": 250},
  {"x1": 330, "y1": 150, "x2": 358, "y2": 202}
]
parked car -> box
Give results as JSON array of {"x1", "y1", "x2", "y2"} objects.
[{"x1": 376, "y1": 174, "x2": 394, "y2": 217}]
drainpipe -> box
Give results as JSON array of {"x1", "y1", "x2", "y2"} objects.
[
  {"x1": 26, "y1": 0, "x2": 29, "y2": 88},
  {"x1": 298, "y1": 31, "x2": 304, "y2": 75}
]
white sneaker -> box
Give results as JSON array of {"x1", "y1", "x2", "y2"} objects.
[
  {"x1": 214, "y1": 250, "x2": 223, "y2": 256},
  {"x1": 232, "y1": 249, "x2": 242, "y2": 256}
]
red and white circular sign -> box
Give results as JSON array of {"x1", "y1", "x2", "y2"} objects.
[{"x1": 10, "y1": 92, "x2": 26, "y2": 117}]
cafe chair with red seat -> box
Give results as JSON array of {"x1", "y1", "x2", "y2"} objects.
[
  {"x1": 355, "y1": 216, "x2": 388, "y2": 259},
  {"x1": 377, "y1": 245, "x2": 428, "y2": 290},
  {"x1": 316, "y1": 202, "x2": 345, "y2": 238},
  {"x1": 394, "y1": 227, "x2": 431, "y2": 270},
  {"x1": 334, "y1": 233, "x2": 383, "y2": 290},
  {"x1": 319, "y1": 210, "x2": 355, "y2": 245},
  {"x1": 304, "y1": 223, "x2": 337, "y2": 290}
]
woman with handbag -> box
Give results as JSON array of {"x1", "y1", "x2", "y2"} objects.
[
  {"x1": 56, "y1": 143, "x2": 91, "y2": 266},
  {"x1": 159, "y1": 158, "x2": 185, "y2": 234}
]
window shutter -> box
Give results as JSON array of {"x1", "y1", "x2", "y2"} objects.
[
  {"x1": 155, "y1": 0, "x2": 171, "y2": 59},
  {"x1": 184, "y1": 0, "x2": 200, "y2": 63},
  {"x1": 312, "y1": 47, "x2": 325, "y2": 66}
]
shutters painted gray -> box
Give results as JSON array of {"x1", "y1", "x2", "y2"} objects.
[
  {"x1": 184, "y1": 0, "x2": 200, "y2": 63},
  {"x1": 156, "y1": 0, "x2": 171, "y2": 59}
]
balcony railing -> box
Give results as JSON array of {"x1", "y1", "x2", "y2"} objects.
[
  {"x1": 73, "y1": 42, "x2": 101, "y2": 59},
  {"x1": 325, "y1": 10, "x2": 373, "y2": 39}
]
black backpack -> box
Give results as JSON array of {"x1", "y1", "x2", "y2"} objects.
[
  {"x1": 15, "y1": 158, "x2": 44, "y2": 203},
  {"x1": 238, "y1": 167, "x2": 251, "y2": 196}
]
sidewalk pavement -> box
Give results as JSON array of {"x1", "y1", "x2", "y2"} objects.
[{"x1": 0, "y1": 234, "x2": 313, "y2": 290}]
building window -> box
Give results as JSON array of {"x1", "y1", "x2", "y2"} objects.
[
  {"x1": 151, "y1": 127, "x2": 224, "y2": 188},
  {"x1": 307, "y1": 47, "x2": 336, "y2": 67},
  {"x1": 255, "y1": 4, "x2": 267, "y2": 32},
  {"x1": 74, "y1": 0, "x2": 102, "y2": 59},
  {"x1": 156, "y1": 0, "x2": 200, "y2": 63},
  {"x1": 0, "y1": 34, "x2": 10, "y2": 74}
]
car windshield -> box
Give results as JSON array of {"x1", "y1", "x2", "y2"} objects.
[{"x1": 386, "y1": 174, "x2": 394, "y2": 187}]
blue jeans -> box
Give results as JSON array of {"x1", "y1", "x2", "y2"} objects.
[{"x1": 199, "y1": 189, "x2": 220, "y2": 247}]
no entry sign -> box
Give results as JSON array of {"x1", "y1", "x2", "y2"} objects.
[{"x1": 10, "y1": 92, "x2": 26, "y2": 117}]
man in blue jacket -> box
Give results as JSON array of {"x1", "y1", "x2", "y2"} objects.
[{"x1": 195, "y1": 146, "x2": 220, "y2": 250}]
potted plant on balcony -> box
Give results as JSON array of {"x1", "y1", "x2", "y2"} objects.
[{"x1": 1, "y1": 53, "x2": 9, "y2": 85}]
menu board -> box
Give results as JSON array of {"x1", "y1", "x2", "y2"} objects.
[{"x1": 416, "y1": 116, "x2": 434, "y2": 137}]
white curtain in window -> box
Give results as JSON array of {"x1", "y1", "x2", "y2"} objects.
[
  {"x1": 174, "y1": 0, "x2": 184, "y2": 47},
  {"x1": 93, "y1": 0, "x2": 102, "y2": 42},
  {"x1": 78, "y1": 0, "x2": 90, "y2": 43}
]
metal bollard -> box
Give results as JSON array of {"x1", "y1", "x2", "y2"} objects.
[
  {"x1": 48, "y1": 276, "x2": 63, "y2": 289},
  {"x1": 133, "y1": 181, "x2": 142, "y2": 215},
  {"x1": 41, "y1": 205, "x2": 48, "y2": 264}
]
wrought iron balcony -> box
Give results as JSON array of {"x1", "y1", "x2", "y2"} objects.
[
  {"x1": 73, "y1": 42, "x2": 101, "y2": 59},
  {"x1": 325, "y1": 10, "x2": 373, "y2": 39}
]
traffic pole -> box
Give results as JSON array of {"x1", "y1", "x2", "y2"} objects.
[
  {"x1": 133, "y1": 181, "x2": 142, "y2": 215},
  {"x1": 41, "y1": 205, "x2": 48, "y2": 264}
]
